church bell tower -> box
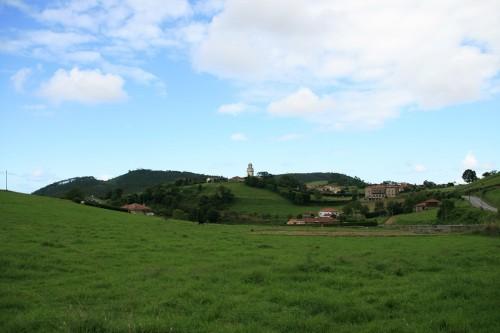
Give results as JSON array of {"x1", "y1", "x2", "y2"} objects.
[{"x1": 247, "y1": 163, "x2": 254, "y2": 177}]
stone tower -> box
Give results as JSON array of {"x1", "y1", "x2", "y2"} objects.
[{"x1": 247, "y1": 163, "x2": 254, "y2": 177}]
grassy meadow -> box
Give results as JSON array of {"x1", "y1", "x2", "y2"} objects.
[
  {"x1": 389, "y1": 208, "x2": 438, "y2": 225},
  {"x1": 1, "y1": 190, "x2": 500, "y2": 332},
  {"x1": 202, "y1": 182, "x2": 329, "y2": 216}
]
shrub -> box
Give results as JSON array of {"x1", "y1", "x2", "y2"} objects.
[{"x1": 172, "y1": 209, "x2": 188, "y2": 220}]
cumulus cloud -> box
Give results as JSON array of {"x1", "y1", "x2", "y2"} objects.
[
  {"x1": 230, "y1": 132, "x2": 247, "y2": 141},
  {"x1": 10, "y1": 67, "x2": 32, "y2": 92},
  {"x1": 39, "y1": 68, "x2": 127, "y2": 104},
  {"x1": 462, "y1": 152, "x2": 479, "y2": 169},
  {"x1": 193, "y1": 0, "x2": 500, "y2": 128},
  {"x1": 267, "y1": 87, "x2": 407, "y2": 129}
]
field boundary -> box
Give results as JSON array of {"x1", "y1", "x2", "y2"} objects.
[{"x1": 254, "y1": 224, "x2": 489, "y2": 237}]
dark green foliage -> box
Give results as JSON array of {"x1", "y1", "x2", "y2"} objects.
[
  {"x1": 64, "y1": 188, "x2": 84, "y2": 202},
  {"x1": 281, "y1": 172, "x2": 367, "y2": 187},
  {"x1": 437, "y1": 199, "x2": 455, "y2": 222},
  {"x1": 462, "y1": 169, "x2": 478, "y2": 183}
]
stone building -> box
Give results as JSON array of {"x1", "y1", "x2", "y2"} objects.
[{"x1": 247, "y1": 163, "x2": 254, "y2": 177}]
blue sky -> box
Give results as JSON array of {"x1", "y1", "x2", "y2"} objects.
[{"x1": 1, "y1": 0, "x2": 499, "y2": 193}]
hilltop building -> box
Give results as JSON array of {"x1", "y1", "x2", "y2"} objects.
[{"x1": 247, "y1": 163, "x2": 254, "y2": 177}]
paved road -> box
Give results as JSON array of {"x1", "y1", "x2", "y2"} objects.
[{"x1": 462, "y1": 195, "x2": 498, "y2": 213}]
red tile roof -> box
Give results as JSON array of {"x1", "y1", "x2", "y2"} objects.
[
  {"x1": 319, "y1": 207, "x2": 338, "y2": 212},
  {"x1": 121, "y1": 203, "x2": 152, "y2": 211}
]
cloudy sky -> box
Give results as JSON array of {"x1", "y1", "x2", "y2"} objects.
[{"x1": 1, "y1": 0, "x2": 499, "y2": 193}]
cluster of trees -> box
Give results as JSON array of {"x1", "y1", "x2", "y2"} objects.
[
  {"x1": 245, "y1": 174, "x2": 311, "y2": 204},
  {"x1": 102, "y1": 182, "x2": 234, "y2": 223},
  {"x1": 462, "y1": 169, "x2": 498, "y2": 183}
]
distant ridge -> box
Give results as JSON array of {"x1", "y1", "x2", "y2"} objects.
[
  {"x1": 33, "y1": 169, "x2": 215, "y2": 198},
  {"x1": 33, "y1": 169, "x2": 366, "y2": 198},
  {"x1": 279, "y1": 172, "x2": 366, "y2": 187}
]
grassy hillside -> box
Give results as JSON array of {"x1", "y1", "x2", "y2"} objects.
[
  {"x1": 2, "y1": 191, "x2": 500, "y2": 332},
  {"x1": 390, "y1": 208, "x2": 438, "y2": 225},
  {"x1": 202, "y1": 182, "x2": 328, "y2": 217},
  {"x1": 455, "y1": 173, "x2": 500, "y2": 209}
]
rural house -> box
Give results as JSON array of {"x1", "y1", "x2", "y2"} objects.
[
  {"x1": 121, "y1": 203, "x2": 154, "y2": 215},
  {"x1": 318, "y1": 207, "x2": 340, "y2": 218},
  {"x1": 364, "y1": 185, "x2": 400, "y2": 200},
  {"x1": 414, "y1": 199, "x2": 441, "y2": 212}
]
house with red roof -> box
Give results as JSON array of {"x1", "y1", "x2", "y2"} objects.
[
  {"x1": 121, "y1": 203, "x2": 154, "y2": 215},
  {"x1": 414, "y1": 199, "x2": 441, "y2": 212}
]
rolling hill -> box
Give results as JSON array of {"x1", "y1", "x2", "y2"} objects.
[
  {"x1": 33, "y1": 169, "x2": 214, "y2": 198},
  {"x1": 201, "y1": 182, "x2": 330, "y2": 217},
  {"x1": 2, "y1": 190, "x2": 500, "y2": 332},
  {"x1": 33, "y1": 170, "x2": 367, "y2": 200}
]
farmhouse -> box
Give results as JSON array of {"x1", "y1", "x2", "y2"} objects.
[
  {"x1": 121, "y1": 203, "x2": 153, "y2": 215},
  {"x1": 364, "y1": 185, "x2": 399, "y2": 200},
  {"x1": 287, "y1": 217, "x2": 338, "y2": 226},
  {"x1": 414, "y1": 199, "x2": 441, "y2": 212},
  {"x1": 318, "y1": 207, "x2": 341, "y2": 217},
  {"x1": 318, "y1": 184, "x2": 343, "y2": 193}
]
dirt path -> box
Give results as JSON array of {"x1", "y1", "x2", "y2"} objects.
[{"x1": 384, "y1": 216, "x2": 397, "y2": 225}]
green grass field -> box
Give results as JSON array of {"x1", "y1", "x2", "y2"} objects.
[
  {"x1": 1, "y1": 190, "x2": 500, "y2": 332},
  {"x1": 202, "y1": 183, "x2": 329, "y2": 216},
  {"x1": 390, "y1": 208, "x2": 438, "y2": 225}
]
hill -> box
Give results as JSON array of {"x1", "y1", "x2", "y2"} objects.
[
  {"x1": 2, "y1": 190, "x2": 500, "y2": 332},
  {"x1": 202, "y1": 182, "x2": 328, "y2": 217},
  {"x1": 33, "y1": 169, "x2": 213, "y2": 198},
  {"x1": 279, "y1": 172, "x2": 366, "y2": 187}
]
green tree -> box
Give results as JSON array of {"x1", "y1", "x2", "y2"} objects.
[
  {"x1": 206, "y1": 209, "x2": 220, "y2": 223},
  {"x1": 65, "y1": 188, "x2": 84, "y2": 202},
  {"x1": 375, "y1": 201, "x2": 385, "y2": 213},
  {"x1": 462, "y1": 169, "x2": 478, "y2": 183},
  {"x1": 437, "y1": 199, "x2": 455, "y2": 223}
]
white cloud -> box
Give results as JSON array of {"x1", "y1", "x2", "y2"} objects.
[
  {"x1": 462, "y1": 152, "x2": 479, "y2": 169},
  {"x1": 230, "y1": 132, "x2": 247, "y2": 141},
  {"x1": 414, "y1": 164, "x2": 427, "y2": 173},
  {"x1": 268, "y1": 88, "x2": 332, "y2": 117},
  {"x1": 276, "y1": 133, "x2": 302, "y2": 142},
  {"x1": 193, "y1": 0, "x2": 500, "y2": 128},
  {"x1": 267, "y1": 87, "x2": 407, "y2": 129},
  {"x1": 10, "y1": 67, "x2": 32, "y2": 92},
  {"x1": 217, "y1": 102, "x2": 251, "y2": 115},
  {"x1": 39, "y1": 68, "x2": 127, "y2": 104}
]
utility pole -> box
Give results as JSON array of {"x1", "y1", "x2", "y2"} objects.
[{"x1": 5, "y1": 170, "x2": 7, "y2": 191}]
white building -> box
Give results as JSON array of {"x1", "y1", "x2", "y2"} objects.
[{"x1": 247, "y1": 163, "x2": 254, "y2": 177}]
